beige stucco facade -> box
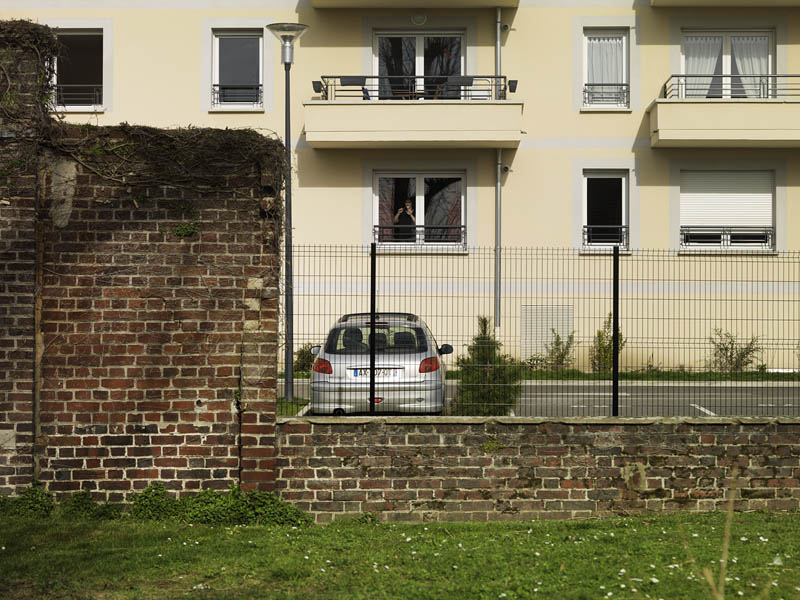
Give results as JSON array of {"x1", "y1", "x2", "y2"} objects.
[
  {"x1": 6, "y1": 0, "x2": 800, "y2": 252},
  {"x1": 5, "y1": 1, "x2": 800, "y2": 367}
]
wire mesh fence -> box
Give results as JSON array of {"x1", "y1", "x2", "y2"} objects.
[{"x1": 281, "y1": 246, "x2": 800, "y2": 418}]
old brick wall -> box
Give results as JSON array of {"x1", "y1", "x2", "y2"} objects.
[
  {"x1": 0, "y1": 21, "x2": 283, "y2": 500},
  {"x1": 275, "y1": 418, "x2": 800, "y2": 523},
  {"x1": 0, "y1": 25, "x2": 48, "y2": 493},
  {"x1": 36, "y1": 168, "x2": 280, "y2": 500}
]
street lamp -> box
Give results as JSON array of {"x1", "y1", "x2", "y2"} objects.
[{"x1": 267, "y1": 22, "x2": 308, "y2": 404}]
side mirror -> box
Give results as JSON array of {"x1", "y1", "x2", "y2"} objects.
[
  {"x1": 438, "y1": 344, "x2": 453, "y2": 355},
  {"x1": 311, "y1": 345, "x2": 321, "y2": 356}
]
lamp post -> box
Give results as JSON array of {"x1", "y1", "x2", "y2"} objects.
[{"x1": 267, "y1": 22, "x2": 308, "y2": 404}]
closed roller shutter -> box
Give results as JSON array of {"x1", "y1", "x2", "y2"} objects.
[{"x1": 680, "y1": 170, "x2": 773, "y2": 227}]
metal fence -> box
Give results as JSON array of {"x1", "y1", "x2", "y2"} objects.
[{"x1": 281, "y1": 246, "x2": 800, "y2": 419}]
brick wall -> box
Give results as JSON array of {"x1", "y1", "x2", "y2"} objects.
[
  {"x1": 0, "y1": 21, "x2": 283, "y2": 500},
  {"x1": 275, "y1": 417, "x2": 800, "y2": 523}
]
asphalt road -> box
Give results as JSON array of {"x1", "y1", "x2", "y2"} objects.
[{"x1": 279, "y1": 380, "x2": 800, "y2": 418}]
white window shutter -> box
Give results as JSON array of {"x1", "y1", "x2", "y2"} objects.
[{"x1": 680, "y1": 170, "x2": 773, "y2": 227}]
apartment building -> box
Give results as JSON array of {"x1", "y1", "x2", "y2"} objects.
[{"x1": 4, "y1": 0, "x2": 800, "y2": 366}]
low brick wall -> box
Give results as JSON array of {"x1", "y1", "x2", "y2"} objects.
[{"x1": 275, "y1": 417, "x2": 800, "y2": 523}]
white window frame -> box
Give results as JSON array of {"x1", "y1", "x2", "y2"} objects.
[
  {"x1": 373, "y1": 170, "x2": 466, "y2": 248},
  {"x1": 582, "y1": 28, "x2": 629, "y2": 108},
  {"x1": 680, "y1": 29, "x2": 775, "y2": 98},
  {"x1": 679, "y1": 169, "x2": 775, "y2": 250},
  {"x1": 582, "y1": 170, "x2": 629, "y2": 249},
  {"x1": 372, "y1": 31, "x2": 466, "y2": 96},
  {"x1": 53, "y1": 28, "x2": 105, "y2": 113},
  {"x1": 211, "y1": 29, "x2": 264, "y2": 109}
]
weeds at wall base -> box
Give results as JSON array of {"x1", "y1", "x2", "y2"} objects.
[{"x1": 0, "y1": 483, "x2": 311, "y2": 527}]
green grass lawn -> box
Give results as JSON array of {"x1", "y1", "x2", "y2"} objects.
[
  {"x1": 1, "y1": 511, "x2": 798, "y2": 599},
  {"x1": 277, "y1": 397, "x2": 309, "y2": 417}
]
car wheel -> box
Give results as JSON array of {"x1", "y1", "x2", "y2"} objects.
[{"x1": 332, "y1": 408, "x2": 346, "y2": 417}]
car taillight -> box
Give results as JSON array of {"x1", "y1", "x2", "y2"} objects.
[
  {"x1": 419, "y1": 356, "x2": 440, "y2": 373},
  {"x1": 313, "y1": 358, "x2": 332, "y2": 374}
]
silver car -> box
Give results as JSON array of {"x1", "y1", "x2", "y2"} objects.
[{"x1": 310, "y1": 312, "x2": 453, "y2": 415}]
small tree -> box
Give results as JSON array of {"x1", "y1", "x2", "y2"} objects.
[
  {"x1": 707, "y1": 329, "x2": 761, "y2": 373},
  {"x1": 589, "y1": 313, "x2": 626, "y2": 373},
  {"x1": 544, "y1": 328, "x2": 576, "y2": 371},
  {"x1": 293, "y1": 343, "x2": 315, "y2": 373},
  {"x1": 455, "y1": 316, "x2": 522, "y2": 416}
]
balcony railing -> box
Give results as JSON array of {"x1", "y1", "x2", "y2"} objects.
[
  {"x1": 662, "y1": 75, "x2": 800, "y2": 99},
  {"x1": 583, "y1": 83, "x2": 629, "y2": 107},
  {"x1": 211, "y1": 84, "x2": 263, "y2": 107},
  {"x1": 374, "y1": 225, "x2": 467, "y2": 247},
  {"x1": 55, "y1": 84, "x2": 103, "y2": 106},
  {"x1": 680, "y1": 226, "x2": 775, "y2": 249},
  {"x1": 312, "y1": 75, "x2": 516, "y2": 101},
  {"x1": 582, "y1": 225, "x2": 629, "y2": 247}
]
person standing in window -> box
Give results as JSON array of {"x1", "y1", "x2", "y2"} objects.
[{"x1": 393, "y1": 199, "x2": 416, "y2": 242}]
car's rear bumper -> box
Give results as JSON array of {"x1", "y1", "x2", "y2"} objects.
[{"x1": 310, "y1": 381, "x2": 443, "y2": 414}]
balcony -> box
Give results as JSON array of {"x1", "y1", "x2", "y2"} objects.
[
  {"x1": 55, "y1": 84, "x2": 103, "y2": 107},
  {"x1": 211, "y1": 84, "x2": 263, "y2": 109},
  {"x1": 582, "y1": 225, "x2": 629, "y2": 248},
  {"x1": 374, "y1": 225, "x2": 467, "y2": 249},
  {"x1": 304, "y1": 75, "x2": 522, "y2": 149},
  {"x1": 648, "y1": 75, "x2": 800, "y2": 148},
  {"x1": 651, "y1": 0, "x2": 800, "y2": 6},
  {"x1": 312, "y1": 0, "x2": 518, "y2": 7},
  {"x1": 680, "y1": 226, "x2": 775, "y2": 250}
]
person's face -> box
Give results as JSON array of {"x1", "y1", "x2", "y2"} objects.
[{"x1": 405, "y1": 201, "x2": 413, "y2": 212}]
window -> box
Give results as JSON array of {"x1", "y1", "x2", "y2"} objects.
[
  {"x1": 583, "y1": 171, "x2": 628, "y2": 247},
  {"x1": 583, "y1": 29, "x2": 629, "y2": 107},
  {"x1": 55, "y1": 30, "x2": 103, "y2": 107},
  {"x1": 681, "y1": 30, "x2": 774, "y2": 98},
  {"x1": 374, "y1": 32, "x2": 464, "y2": 99},
  {"x1": 680, "y1": 170, "x2": 774, "y2": 249},
  {"x1": 374, "y1": 172, "x2": 465, "y2": 246},
  {"x1": 212, "y1": 30, "x2": 263, "y2": 107}
]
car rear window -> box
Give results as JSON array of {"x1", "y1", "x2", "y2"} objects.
[{"x1": 324, "y1": 326, "x2": 428, "y2": 355}]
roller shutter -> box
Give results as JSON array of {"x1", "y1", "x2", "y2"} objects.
[{"x1": 680, "y1": 170, "x2": 773, "y2": 227}]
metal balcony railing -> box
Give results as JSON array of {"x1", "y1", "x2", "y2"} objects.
[
  {"x1": 662, "y1": 75, "x2": 800, "y2": 99},
  {"x1": 582, "y1": 225, "x2": 629, "y2": 247},
  {"x1": 312, "y1": 76, "x2": 516, "y2": 101},
  {"x1": 211, "y1": 84, "x2": 263, "y2": 107},
  {"x1": 374, "y1": 225, "x2": 467, "y2": 247},
  {"x1": 583, "y1": 83, "x2": 629, "y2": 107},
  {"x1": 55, "y1": 84, "x2": 103, "y2": 106},
  {"x1": 680, "y1": 226, "x2": 775, "y2": 249}
]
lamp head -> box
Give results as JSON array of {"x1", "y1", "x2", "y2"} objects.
[{"x1": 267, "y1": 22, "x2": 309, "y2": 64}]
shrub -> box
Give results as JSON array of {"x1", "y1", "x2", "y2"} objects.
[
  {"x1": 543, "y1": 328, "x2": 576, "y2": 371},
  {"x1": 454, "y1": 316, "x2": 522, "y2": 416},
  {"x1": 3, "y1": 485, "x2": 55, "y2": 518},
  {"x1": 130, "y1": 482, "x2": 180, "y2": 521},
  {"x1": 293, "y1": 343, "x2": 315, "y2": 373},
  {"x1": 60, "y1": 490, "x2": 122, "y2": 520},
  {"x1": 707, "y1": 328, "x2": 762, "y2": 373},
  {"x1": 248, "y1": 490, "x2": 313, "y2": 527},
  {"x1": 589, "y1": 313, "x2": 626, "y2": 373},
  {"x1": 179, "y1": 486, "x2": 252, "y2": 525}
]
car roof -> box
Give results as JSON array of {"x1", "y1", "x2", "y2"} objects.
[{"x1": 337, "y1": 312, "x2": 420, "y2": 325}]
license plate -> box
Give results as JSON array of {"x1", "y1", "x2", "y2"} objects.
[{"x1": 352, "y1": 368, "x2": 399, "y2": 378}]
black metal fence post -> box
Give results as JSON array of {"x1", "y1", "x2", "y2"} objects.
[
  {"x1": 369, "y1": 242, "x2": 376, "y2": 414},
  {"x1": 612, "y1": 245, "x2": 620, "y2": 417}
]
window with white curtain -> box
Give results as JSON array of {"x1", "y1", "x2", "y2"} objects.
[
  {"x1": 583, "y1": 29, "x2": 629, "y2": 107},
  {"x1": 681, "y1": 30, "x2": 773, "y2": 98}
]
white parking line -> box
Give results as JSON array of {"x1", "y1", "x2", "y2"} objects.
[
  {"x1": 534, "y1": 393, "x2": 630, "y2": 397},
  {"x1": 690, "y1": 403, "x2": 717, "y2": 416}
]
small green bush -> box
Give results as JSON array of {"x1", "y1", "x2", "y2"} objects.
[
  {"x1": 4, "y1": 485, "x2": 55, "y2": 518},
  {"x1": 179, "y1": 486, "x2": 252, "y2": 525},
  {"x1": 589, "y1": 313, "x2": 626, "y2": 373},
  {"x1": 248, "y1": 490, "x2": 313, "y2": 527},
  {"x1": 60, "y1": 490, "x2": 122, "y2": 520},
  {"x1": 707, "y1": 328, "x2": 762, "y2": 373},
  {"x1": 293, "y1": 343, "x2": 315, "y2": 373},
  {"x1": 543, "y1": 328, "x2": 576, "y2": 371},
  {"x1": 454, "y1": 316, "x2": 522, "y2": 416},
  {"x1": 130, "y1": 482, "x2": 180, "y2": 521}
]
